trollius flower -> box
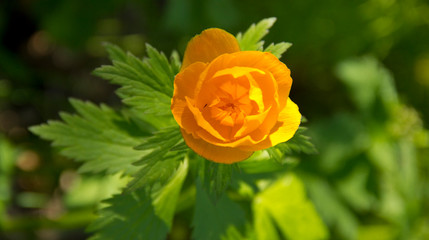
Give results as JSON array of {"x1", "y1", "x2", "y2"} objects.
[{"x1": 171, "y1": 28, "x2": 301, "y2": 163}]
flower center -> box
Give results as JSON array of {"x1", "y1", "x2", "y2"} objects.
[
  {"x1": 197, "y1": 66, "x2": 273, "y2": 141},
  {"x1": 220, "y1": 102, "x2": 237, "y2": 112}
]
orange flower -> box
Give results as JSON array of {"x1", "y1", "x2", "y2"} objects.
[{"x1": 171, "y1": 28, "x2": 301, "y2": 164}]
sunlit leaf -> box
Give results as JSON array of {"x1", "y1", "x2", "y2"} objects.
[
  {"x1": 93, "y1": 43, "x2": 177, "y2": 128},
  {"x1": 152, "y1": 157, "x2": 189, "y2": 227},
  {"x1": 132, "y1": 127, "x2": 183, "y2": 166},
  {"x1": 236, "y1": 17, "x2": 277, "y2": 51},
  {"x1": 264, "y1": 42, "x2": 292, "y2": 58},
  {"x1": 253, "y1": 174, "x2": 328, "y2": 240},
  {"x1": 30, "y1": 99, "x2": 147, "y2": 175},
  {"x1": 301, "y1": 174, "x2": 358, "y2": 240}
]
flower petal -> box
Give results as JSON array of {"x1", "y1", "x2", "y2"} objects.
[
  {"x1": 227, "y1": 51, "x2": 292, "y2": 110},
  {"x1": 267, "y1": 98, "x2": 301, "y2": 146},
  {"x1": 186, "y1": 97, "x2": 227, "y2": 141},
  {"x1": 171, "y1": 99, "x2": 199, "y2": 134},
  {"x1": 173, "y1": 62, "x2": 207, "y2": 101},
  {"x1": 238, "y1": 98, "x2": 301, "y2": 151},
  {"x1": 195, "y1": 52, "x2": 284, "y2": 136},
  {"x1": 171, "y1": 62, "x2": 207, "y2": 133},
  {"x1": 181, "y1": 129, "x2": 253, "y2": 164},
  {"x1": 181, "y1": 28, "x2": 240, "y2": 70}
]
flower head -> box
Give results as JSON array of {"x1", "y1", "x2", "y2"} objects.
[{"x1": 171, "y1": 28, "x2": 301, "y2": 163}]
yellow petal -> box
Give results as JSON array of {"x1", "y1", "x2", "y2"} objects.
[
  {"x1": 181, "y1": 129, "x2": 253, "y2": 164},
  {"x1": 238, "y1": 98, "x2": 301, "y2": 151},
  {"x1": 227, "y1": 51, "x2": 292, "y2": 110},
  {"x1": 181, "y1": 28, "x2": 240, "y2": 70},
  {"x1": 186, "y1": 97, "x2": 227, "y2": 141},
  {"x1": 171, "y1": 99, "x2": 199, "y2": 135},
  {"x1": 267, "y1": 98, "x2": 301, "y2": 146},
  {"x1": 173, "y1": 62, "x2": 207, "y2": 100},
  {"x1": 171, "y1": 62, "x2": 207, "y2": 133}
]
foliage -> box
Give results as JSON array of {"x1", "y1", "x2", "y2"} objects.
[
  {"x1": 26, "y1": 19, "x2": 327, "y2": 240},
  {"x1": 236, "y1": 17, "x2": 292, "y2": 58},
  {"x1": 88, "y1": 159, "x2": 188, "y2": 240},
  {"x1": 0, "y1": 135, "x2": 18, "y2": 226},
  {"x1": 1, "y1": 3, "x2": 427, "y2": 239},
  {"x1": 192, "y1": 182, "x2": 246, "y2": 240},
  {"x1": 299, "y1": 56, "x2": 429, "y2": 240},
  {"x1": 253, "y1": 174, "x2": 328, "y2": 240},
  {"x1": 29, "y1": 99, "x2": 148, "y2": 175}
]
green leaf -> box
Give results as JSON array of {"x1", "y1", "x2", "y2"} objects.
[
  {"x1": 126, "y1": 127, "x2": 186, "y2": 191},
  {"x1": 237, "y1": 18, "x2": 292, "y2": 58},
  {"x1": 335, "y1": 56, "x2": 398, "y2": 111},
  {"x1": 301, "y1": 174, "x2": 358, "y2": 240},
  {"x1": 30, "y1": 99, "x2": 147, "y2": 175},
  {"x1": 126, "y1": 152, "x2": 185, "y2": 192},
  {"x1": 247, "y1": 126, "x2": 317, "y2": 171},
  {"x1": 308, "y1": 113, "x2": 369, "y2": 174},
  {"x1": 133, "y1": 127, "x2": 183, "y2": 165},
  {"x1": 238, "y1": 150, "x2": 294, "y2": 174},
  {"x1": 335, "y1": 165, "x2": 373, "y2": 212},
  {"x1": 253, "y1": 174, "x2": 328, "y2": 240},
  {"x1": 202, "y1": 161, "x2": 238, "y2": 201},
  {"x1": 89, "y1": 158, "x2": 188, "y2": 240},
  {"x1": 152, "y1": 157, "x2": 189, "y2": 227},
  {"x1": 264, "y1": 42, "x2": 293, "y2": 58},
  {"x1": 236, "y1": 17, "x2": 277, "y2": 51},
  {"x1": 272, "y1": 127, "x2": 318, "y2": 157},
  {"x1": 93, "y1": 43, "x2": 177, "y2": 126},
  {"x1": 170, "y1": 50, "x2": 182, "y2": 75},
  {"x1": 192, "y1": 182, "x2": 246, "y2": 240},
  {"x1": 220, "y1": 225, "x2": 247, "y2": 240},
  {"x1": 87, "y1": 189, "x2": 168, "y2": 240},
  {"x1": 117, "y1": 83, "x2": 172, "y2": 116},
  {"x1": 253, "y1": 198, "x2": 280, "y2": 240},
  {"x1": 169, "y1": 139, "x2": 188, "y2": 151},
  {"x1": 0, "y1": 135, "x2": 18, "y2": 217},
  {"x1": 238, "y1": 124, "x2": 316, "y2": 175}
]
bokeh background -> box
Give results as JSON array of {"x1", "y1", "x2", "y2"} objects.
[{"x1": 1, "y1": 0, "x2": 428, "y2": 239}]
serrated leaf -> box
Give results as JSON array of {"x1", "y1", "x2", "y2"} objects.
[
  {"x1": 94, "y1": 43, "x2": 177, "y2": 123},
  {"x1": 117, "y1": 84, "x2": 172, "y2": 116},
  {"x1": 202, "y1": 161, "x2": 238, "y2": 201},
  {"x1": 126, "y1": 152, "x2": 186, "y2": 192},
  {"x1": 103, "y1": 42, "x2": 127, "y2": 62},
  {"x1": 238, "y1": 151, "x2": 293, "y2": 174},
  {"x1": 170, "y1": 50, "x2": 182, "y2": 75},
  {"x1": 145, "y1": 44, "x2": 176, "y2": 91},
  {"x1": 272, "y1": 127, "x2": 318, "y2": 157},
  {"x1": 30, "y1": 99, "x2": 148, "y2": 175},
  {"x1": 236, "y1": 17, "x2": 277, "y2": 51},
  {"x1": 88, "y1": 189, "x2": 169, "y2": 240},
  {"x1": 192, "y1": 181, "x2": 246, "y2": 240},
  {"x1": 126, "y1": 127, "x2": 186, "y2": 191},
  {"x1": 264, "y1": 42, "x2": 292, "y2": 58},
  {"x1": 133, "y1": 127, "x2": 183, "y2": 165},
  {"x1": 89, "y1": 158, "x2": 188, "y2": 240},
  {"x1": 253, "y1": 174, "x2": 328, "y2": 240},
  {"x1": 170, "y1": 139, "x2": 188, "y2": 151}
]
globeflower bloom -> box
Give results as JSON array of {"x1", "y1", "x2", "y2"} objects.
[{"x1": 171, "y1": 28, "x2": 301, "y2": 164}]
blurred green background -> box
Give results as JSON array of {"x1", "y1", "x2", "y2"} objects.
[{"x1": 1, "y1": 0, "x2": 428, "y2": 239}]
